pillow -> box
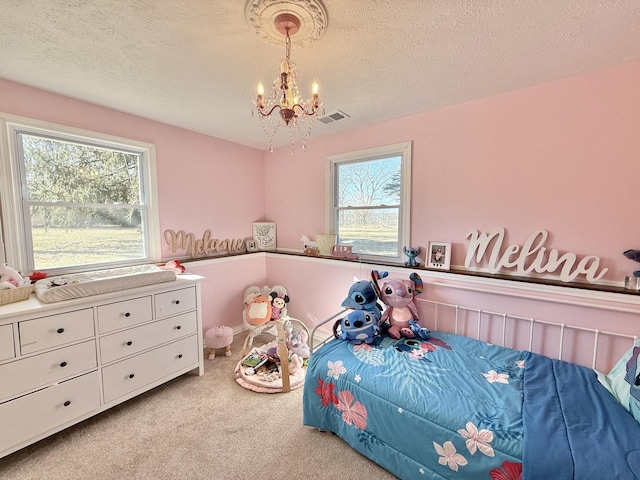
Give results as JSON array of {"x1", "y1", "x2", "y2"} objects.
[
  {"x1": 597, "y1": 338, "x2": 640, "y2": 422},
  {"x1": 245, "y1": 295, "x2": 272, "y2": 326}
]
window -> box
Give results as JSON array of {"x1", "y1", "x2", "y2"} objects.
[
  {"x1": 326, "y1": 142, "x2": 412, "y2": 264},
  {"x1": 0, "y1": 115, "x2": 160, "y2": 275}
]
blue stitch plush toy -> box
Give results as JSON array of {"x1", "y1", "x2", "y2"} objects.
[
  {"x1": 341, "y1": 279, "x2": 382, "y2": 321},
  {"x1": 332, "y1": 310, "x2": 380, "y2": 345}
]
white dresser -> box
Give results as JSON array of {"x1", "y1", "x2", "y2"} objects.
[{"x1": 0, "y1": 274, "x2": 204, "y2": 458}]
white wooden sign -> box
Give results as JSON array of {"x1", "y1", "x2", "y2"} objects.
[
  {"x1": 164, "y1": 229, "x2": 245, "y2": 258},
  {"x1": 465, "y1": 227, "x2": 608, "y2": 283}
]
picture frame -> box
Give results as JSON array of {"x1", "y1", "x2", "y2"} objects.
[
  {"x1": 245, "y1": 238, "x2": 259, "y2": 253},
  {"x1": 252, "y1": 222, "x2": 276, "y2": 251},
  {"x1": 427, "y1": 241, "x2": 451, "y2": 270}
]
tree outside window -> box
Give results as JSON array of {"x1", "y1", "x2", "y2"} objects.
[
  {"x1": 327, "y1": 142, "x2": 411, "y2": 264},
  {"x1": 0, "y1": 116, "x2": 159, "y2": 275}
]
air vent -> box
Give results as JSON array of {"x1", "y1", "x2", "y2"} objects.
[{"x1": 318, "y1": 110, "x2": 350, "y2": 124}]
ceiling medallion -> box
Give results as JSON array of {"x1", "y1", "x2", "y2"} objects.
[{"x1": 245, "y1": 0, "x2": 328, "y2": 48}]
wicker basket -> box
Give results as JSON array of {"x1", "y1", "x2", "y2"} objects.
[{"x1": 0, "y1": 285, "x2": 33, "y2": 306}]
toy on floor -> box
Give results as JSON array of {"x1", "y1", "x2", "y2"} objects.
[
  {"x1": 288, "y1": 353, "x2": 304, "y2": 375},
  {"x1": 287, "y1": 328, "x2": 310, "y2": 358},
  {"x1": 205, "y1": 325, "x2": 234, "y2": 360}
]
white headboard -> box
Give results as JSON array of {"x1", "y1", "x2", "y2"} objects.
[{"x1": 417, "y1": 298, "x2": 637, "y2": 372}]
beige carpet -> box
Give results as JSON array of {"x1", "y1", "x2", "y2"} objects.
[{"x1": 0, "y1": 334, "x2": 396, "y2": 480}]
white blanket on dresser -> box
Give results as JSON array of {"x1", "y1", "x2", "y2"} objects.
[{"x1": 34, "y1": 265, "x2": 176, "y2": 303}]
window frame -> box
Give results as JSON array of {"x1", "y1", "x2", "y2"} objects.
[
  {"x1": 325, "y1": 141, "x2": 412, "y2": 265},
  {"x1": 0, "y1": 113, "x2": 161, "y2": 275}
]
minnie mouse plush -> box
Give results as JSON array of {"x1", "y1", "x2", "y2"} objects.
[{"x1": 269, "y1": 291, "x2": 290, "y2": 320}]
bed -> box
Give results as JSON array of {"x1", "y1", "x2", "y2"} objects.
[{"x1": 303, "y1": 298, "x2": 640, "y2": 480}]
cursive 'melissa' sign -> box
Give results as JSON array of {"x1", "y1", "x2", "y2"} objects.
[
  {"x1": 465, "y1": 228, "x2": 608, "y2": 283},
  {"x1": 164, "y1": 229, "x2": 245, "y2": 258}
]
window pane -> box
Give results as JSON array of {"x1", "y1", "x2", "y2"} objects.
[
  {"x1": 337, "y1": 156, "x2": 401, "y2": 208},
  {"x1": 30, "y1": 205, "x2": 144, "y2": 270},
  {"x1": 21, "y1": 134, "x2": 141, "y2": 204},
  {"x1": 328, "y1": 142, "x2": 411, "y2": 264},
  {"x1": 338, "y1": 207, "x2": 399, "y2": 256}
]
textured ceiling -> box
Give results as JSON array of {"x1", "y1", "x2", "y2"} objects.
[{"x1": 0, "y1": 1, "x2": 639, "y2": 151}]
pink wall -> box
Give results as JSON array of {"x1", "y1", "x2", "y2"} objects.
[
  {"x1": 264, "y1": 60, "x2": 640, "y2": 285},
  {"x1": 264, "y1": 253, "x2": 638, "y2": 371},
  {"x1": 0, "y1": 78, "x2": 265, "y2": 255},
  {"x1": 187, "y1": 255, "x2": 266, "y2": 332},
  {"x1": 2, "y1": 61, "x2": 639, "y2": 357},
  {"x1": 0, "y1": 78, "x2": 267, "y2": 331}
]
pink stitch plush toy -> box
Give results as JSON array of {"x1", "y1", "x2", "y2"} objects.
[{"x1": 371, "y1": 270, "x2": 430, "y2": 340}]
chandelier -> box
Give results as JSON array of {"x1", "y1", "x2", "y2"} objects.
[{"x1": 252, "y1": 13, "x2": 325, "y2": 154}]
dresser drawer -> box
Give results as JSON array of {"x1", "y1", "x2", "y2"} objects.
[
  {"x1": 19, "y1": 308, "x2": 94, "y2": 355},
  {"x1": 99, "y1": 311, "x2": 197, "y2": 364},
  {"x1": 0, "y1": 324, "x2": 14, "y2": 362},
  {"x1": 0, "y1": 371, "x2": 100, "y2": 453},
  {"x1": 154, "y1": 287, "x2": 196, "y2": 318},
  {"x1": 102, "y1": 335, "x2": 198, "y2": 403},
  {"x1": 97, "y1": 296, "x2": 153, "y2": 333},
  {"x1": 0, "y1": 340, "x2": 97, "y2": 401}
]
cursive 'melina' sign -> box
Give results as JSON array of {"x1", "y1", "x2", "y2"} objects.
[{"x1": 465, "y1": 227, "x2": 608, "y2": 283}]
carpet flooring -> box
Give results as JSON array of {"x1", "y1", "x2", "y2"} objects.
[{"x1": 0, "y1": 334, "x2": 397, "y2": 479}]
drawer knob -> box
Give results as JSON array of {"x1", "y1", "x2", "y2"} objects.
[
  {"x1": 173, "y1": 300, "x2": 180, "y2": 305},
  {"x1": 59, "y1": 361, "x2": 68, "y2": 367},
  {"x1": 129, "y1": 373, "x2": 135, "y2": 379},
  {"x1": 126, "y1": 341, "x2": 133, "y2": 346},
  {"x1": 57, "y1": 328, "x2": 65, "y2": 334},
  {"x1": 178, "y1": 354, "x2": 183, "y2": 359},
  {"x1": 175, "y1": 325, "x2": 182, "y2": 330},
  {"x1": 64, "y1": 400, "x2": 71, "y2": 407},
  {"x1": 124, "y1": 312, "x2": 131, "y2": 317}
]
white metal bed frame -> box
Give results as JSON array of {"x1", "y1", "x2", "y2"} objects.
[{"x1": 310, "y1": 297, "x2": 638, "y2": 372}]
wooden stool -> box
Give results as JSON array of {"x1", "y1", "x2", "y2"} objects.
[{"x1": 205, "y1": 326, "x2": 233, "y2": 359}]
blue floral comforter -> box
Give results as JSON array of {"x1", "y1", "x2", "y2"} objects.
[{"x1": 303, "y1": 332, "x2": 530, "y2": 479}]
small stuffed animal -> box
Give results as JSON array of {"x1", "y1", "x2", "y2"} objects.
[
  {"x1": 371, "y1": 270, "x2": 430, "y2": 340},
  {"x1": 623, "y1": 250, "x2": 640, "y2": 277},
  {"x1": 269, "y1": 291, "x2": 290, "y2": 321},
  {"x1": 244, "y1": 295, "x2": 272, "y2": 326},
  {"x1": 403, "y1": 246, "x2": 421, "y2": 267},
  {"x1": 341, "y1": 280, "x2": 382, "y2": 320},
  {"x1": 160, "y1": 259, "x2": 185, "y2": 273},
  {"x1": 333, "y1": 310, "x2": 381, "y2": 345},
  {"x1": 287, "y1": 329, "x2": 310, "y2": 358},
  {"x1": 288, "y1": 353, "x2": 304, "y2": 375},
  {"x1": 0, "y1": 264, "x2": 24, "y2": 289}
]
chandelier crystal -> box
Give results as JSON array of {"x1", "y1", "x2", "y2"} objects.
[{"x1": 252, "y1": 13, "x2": 325, "y2": 154}]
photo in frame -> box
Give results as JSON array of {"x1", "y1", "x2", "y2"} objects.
[
  {"x1": 427, "y1": 241, "x2": 451, "y2": 270},
  {"x1": 252, "y1": 222, "x2": 276, "y2": 251},
  {"x1": 245, "y1": 238, "x2": 259, "y2": 253}
]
